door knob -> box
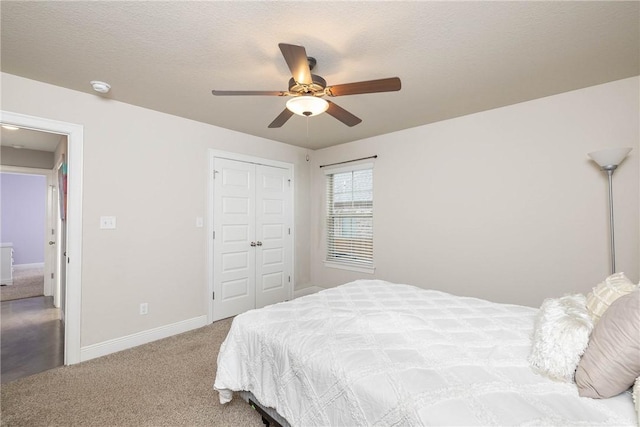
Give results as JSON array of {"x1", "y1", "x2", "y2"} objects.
[
  {"x1": 256, "y1": 241, "x2": 263, "y2": 246},
  {"x1": 48, "y1": 241, "x2": 56, "y2": 245},
  {"x1": 250, "y1": 242, "x2": 256, "y2": 247}
]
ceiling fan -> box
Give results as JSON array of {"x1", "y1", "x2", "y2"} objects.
[{"x1": 212, "y1": 43, "x2": 401, "y2": 128}]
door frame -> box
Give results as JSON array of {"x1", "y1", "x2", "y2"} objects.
[
  {"x1": 207, "y1": 149, "x2": 294, "y2": 324},
  {"x1": 0, "y1": 110, "x2": 83, "y2": 365}
]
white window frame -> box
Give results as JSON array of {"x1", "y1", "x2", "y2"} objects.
[{"x1": 323, "y1": 162, "x2": 375, "y2": 274}]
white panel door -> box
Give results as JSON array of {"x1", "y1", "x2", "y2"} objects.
[
  {"x1": 255, "y1": 165, "x2": 291, "y2": 309},
  {"x1": 212, "y1": 157, "x2": 293, "y2": 321},
  {"x1": 213, "y1": 158, "x2": 256, "y2": 320}
]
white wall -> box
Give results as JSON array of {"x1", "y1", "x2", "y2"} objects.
[
  {"x1": 310, "y1": 77, "x2": 639, "y2": 307},
  {"x1": 1, "y1": 73, "x2": 311, "y2": 346},
  {"x1": 3, "y1": 71, "x2": 637, "y2": 350}
]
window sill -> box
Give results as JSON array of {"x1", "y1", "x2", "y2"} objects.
[{"x1": 324, "y1": 261, "x2": 375, "y2": 274}]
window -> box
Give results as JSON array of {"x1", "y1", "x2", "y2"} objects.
[{"x1": 325, "y1": 163, "x2": 374, "y2": 272}]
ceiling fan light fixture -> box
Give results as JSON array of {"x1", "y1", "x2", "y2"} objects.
[{"x1": 286, "y1": 96, "x2": 329, "y2": 117}]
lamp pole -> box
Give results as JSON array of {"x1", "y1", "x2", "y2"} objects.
[
  {"x1": 588, "y1": 146, "x2": 631, "y2": 276},
  {"x1": 602, "y1": 165, "x2": 617, "y2": 275}
]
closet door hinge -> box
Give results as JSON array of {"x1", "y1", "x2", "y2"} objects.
[
  {"x1": 213, "y1": 231, "x2": 216, "y2": 239},
  {"x1": 288, "y1": 276, "x2": 291, "y2": 283},
  {"x1": 212, "y1": 292, "x2": 215, "y2": 300},
  {"x1": 213, "y1": 170, "x2": 219, "y2": 179},
  {"x1": 288, "y1": 228, "x2": 291, "y2": 235}
]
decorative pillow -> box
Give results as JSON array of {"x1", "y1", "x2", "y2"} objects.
[
  {"x1": 575, "y1": 290, "x2": 640, "y2": 398},
  {"x1": 586, "y1": 272, "x2": 635, "y2": 324},
  {"x1": 529, "y1": 294, "x2": 593, "y2": 383}
]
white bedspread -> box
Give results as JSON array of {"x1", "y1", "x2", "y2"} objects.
[{"x1": 214, "y1": 280, "x2": 636, "y2": 426}]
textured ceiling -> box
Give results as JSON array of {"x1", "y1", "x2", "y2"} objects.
[{"x1": 1, "y1": 1, "x2": 638, "y2": 150}]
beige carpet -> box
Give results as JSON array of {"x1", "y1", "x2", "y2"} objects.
[
  {"x1": 0, "y1": 267, "x2": 44, "y2": 302},
  {"x1": 0, "y1": 318, "x2": 264, "y2": 426}
]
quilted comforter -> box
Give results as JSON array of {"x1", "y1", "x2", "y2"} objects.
[{"x1": 214, "y1": 280, "x2": 636, "y2": 426}]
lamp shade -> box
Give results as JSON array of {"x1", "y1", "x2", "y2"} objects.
[
  {"x1": 588, "y1": 147, "x2": 632, "y2": 167},
  {"x1": 286, "y1": 96, "x2": 329, "y2": 117}
]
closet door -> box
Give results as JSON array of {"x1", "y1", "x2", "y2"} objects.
[
  {"x1": 213, "y1": 158, "x2": 256, "y2": 320},
  {"x1": 255, "y1": 165, "x2": 291, "y2": 309},
  {"x1": 212, "y1": 157, "x2": 293, "y2": 321}
]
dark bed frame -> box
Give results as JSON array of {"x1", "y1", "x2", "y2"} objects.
[{"x1": 249, "y1": 399, "x2": 284, "y2": 427}]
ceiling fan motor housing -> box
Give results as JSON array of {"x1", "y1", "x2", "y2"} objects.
[{"x1": 288, "y1": 74, "x2": 327, "y2": 95}]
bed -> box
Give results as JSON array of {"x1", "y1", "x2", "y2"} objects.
[{"x1": 214, "y1": 279, "x2": 637, "y2": 426}]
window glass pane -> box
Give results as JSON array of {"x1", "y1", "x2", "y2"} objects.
[{"x1": 326, "y1": 167, "x2": 373, "y2": 266}]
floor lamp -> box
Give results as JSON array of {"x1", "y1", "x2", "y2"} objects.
[{"x1": 587, "y1": 147, "x2": 632, "y2": 275}]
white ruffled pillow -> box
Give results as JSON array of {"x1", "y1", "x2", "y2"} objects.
[
  {"x1": 586, "y1": 272, "x2": 636, "y2": 324},
  {"x1": 529, "y1": 294, "x2": 593, "y2": 382}
]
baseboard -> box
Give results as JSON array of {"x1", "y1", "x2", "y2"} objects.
[
  {"x1": 80, "y1": 315, "x2": 208, "y2": 362},
  {"x1": 13, "y1": 262, "x2": 44, "y2": 271},
  {"x1": 294, "y1": 285, "x2": 325, "y2": 299}
]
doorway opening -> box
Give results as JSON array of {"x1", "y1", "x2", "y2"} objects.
[
  {"x1": 0, "y1": 110, "x2": 84, "y2": 370},
  {"x1": 0, "y1": 131, "x2": 68, "y2": 383}
]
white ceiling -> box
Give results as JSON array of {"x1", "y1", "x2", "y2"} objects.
[{"x1": 1, "y1": 1, "x2": 638, "y2": 150}]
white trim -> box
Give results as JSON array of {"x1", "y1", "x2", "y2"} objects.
[
  {"x1": 293, "y1": 285, "x2": 325, "y2": 299},
  {"x1": 13, "y1": 262, "x2": 45, "y2": 270},
  {"x1": 210, "y1": 150, "x2": 292, "y2": 170},
  {"x1": 0, "y1": 110, "x2": 84, "y2": 365},
  {"x1": 80, "y1": 315, "x2": 208, "y2": 362},
  {"x1": 207, "y1": 153, "x2": 215, "y2": 324},
  {"x1": 323, "y1": 261, "x2": 376, "y2": 274},
  {"x1": 207, "y1": 149, "x2": 295, "y2": 323}
]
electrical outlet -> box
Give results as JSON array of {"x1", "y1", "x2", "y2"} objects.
[{"x1": 139, "y1": 302, "x2": 148, "y2": 315}]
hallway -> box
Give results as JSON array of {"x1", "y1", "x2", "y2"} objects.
[{"x1": 1, "y1": 296, "x2": 64, "y2": 384}]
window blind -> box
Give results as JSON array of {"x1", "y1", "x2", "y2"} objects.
[{"x1": 325, "y1": 164, "x2": 373, "y2": 267}]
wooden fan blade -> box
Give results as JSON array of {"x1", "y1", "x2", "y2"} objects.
[
  {"x1": 326, "y1": 77, "x2": 401, "y2": 97},
  {"x1": 279, "y1": 43, "x2": 312, "y2": 85},
  {"x1": 268, "y1": 109, "x2": 294, "y2": 128},
  {"x1": 326, "y1": 101, "x2": 362, "y2": 127},
  {"x1": 212, "y1": 90, "x2": 287, "y2": 96}
]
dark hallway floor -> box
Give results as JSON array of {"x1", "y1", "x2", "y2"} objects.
[{"x1": 1, "y1": 296, "x2": 64, "y2": 384}]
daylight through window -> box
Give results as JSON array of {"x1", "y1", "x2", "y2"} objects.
[{"x1": 325, "y1": 164, "x2": 373, "y2": 268}]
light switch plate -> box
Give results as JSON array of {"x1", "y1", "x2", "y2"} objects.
[
  {"x1": 100, "y1": 216, "x2": 117, "y2": 229},
  {"x1": 196, "y1": 217, "x2": 204, "y2": 228}
]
